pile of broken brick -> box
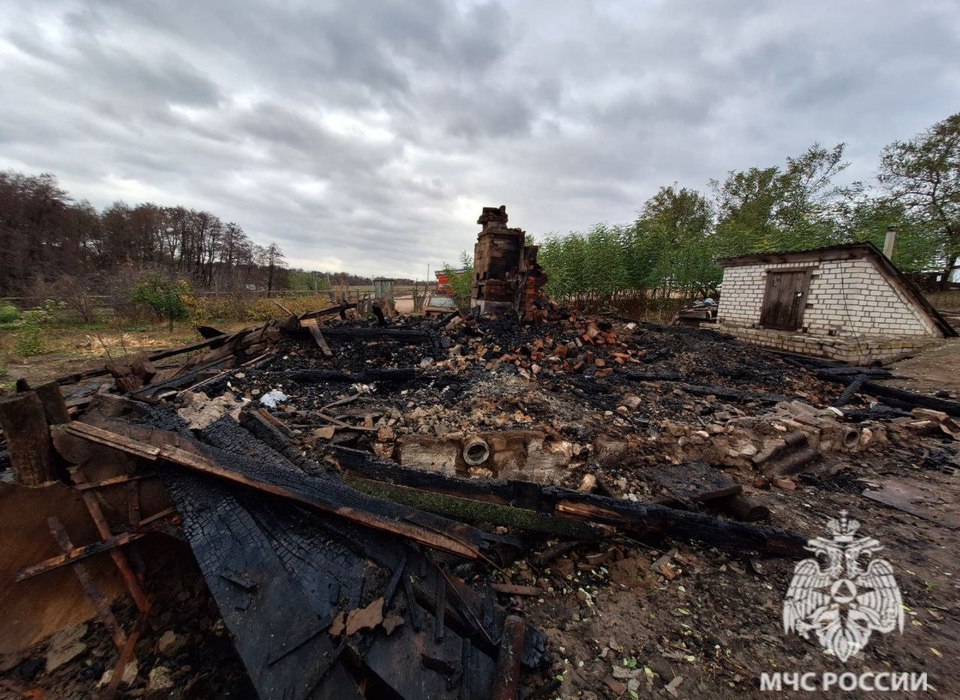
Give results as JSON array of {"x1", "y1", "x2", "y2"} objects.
[{"x1": 0, "y1": 301, "x2": 957, "y2": 699}]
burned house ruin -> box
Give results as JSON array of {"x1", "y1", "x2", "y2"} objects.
[
  {"x1": 471, "y1": 206, "x2": 546, "y2": 320},
  {"x1": 2, "y1": 213, "x2": 960, "y2": 698}
]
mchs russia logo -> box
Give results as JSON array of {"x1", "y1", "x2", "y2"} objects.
[{"x1": 783, "y1": 510, "x2": 903, "y2": 661}]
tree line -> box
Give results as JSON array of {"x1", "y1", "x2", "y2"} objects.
[
  {"x1": 0, "y1": 171, "x2": 287, "y2": 297},
  {"x1": 0, "y1": 170, "x2": 429, "y2": 305},
  {"x1": 538, "y1": 113, "x2": 960, "y2": 301}
]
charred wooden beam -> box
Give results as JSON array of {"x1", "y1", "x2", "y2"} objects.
[
  {"x1": 334, "y1": 448, "x2": 808, "y2": 556},
  {"x1": 0, "y1": 391, "x2": 55, "y2": 485},
  {"x1": 74, "y1": 473, "x2": 156, "y2": 491},
  {"x1": 301, "y1": 318, "x2": 333, "y2": 357},
  {"x1": 550, "y1": 494, "x2": 806, "y2": 555},
  {"x1": 344, "y1": 476, "x2": 601, "y2": 540},
  {"x1": 196, "y1": 325, "x2": 226, "y2": 339},
  {"x1": 54, "y1": 366, "x2": 114, "y2": 385},
  {"x1": 70, "y1": 467, "x2": 151, "y2": 614},
  {"x1": 491, "y1": 616, "x2": 526, "y2": 700},
  {"x1": 816, "y1": 371, "x2": 960, "y2": 416},
  {"x1": 144, "y1": 332, "x2": 232, "y2": 362},
  {"x1": 833, "y1": 373, "x2": 866, "y2": 408},
  {"x1": 298, "y1": 303, "x2": 357, "y2": 322},
  {"x1": 334, "y1": 446, "x2": 546, "y2": 508},
  {"x1": 47, "y1": 516, "x2": 127, "y2": 651},
  {"x1": 131, "y1": 356, "x2": 235, "y2": 400},
  {"x1": 16, "y1": 531, "x2": 146, "y2": 582},
  {"x1": 57, "y1": 422, "x2": 487, "y2": 559},
  {"x1": 816, "y1": 365, "x2": 892, "y2": 378},
  {"x1": 714, "y1": 493, "x2": 771, "y2": 522},
  {"x1": 104, "y1": 610, "x2": 149, "y2": 700},
  {"x1": 623, "y1": 371, "x2": 683, "y2": 382}
]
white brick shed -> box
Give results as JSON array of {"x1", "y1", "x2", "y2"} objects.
[{"x1": 715, "y1": 243, "x2": 956, "y2": 364}]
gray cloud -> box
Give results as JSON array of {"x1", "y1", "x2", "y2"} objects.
[{"x1": 0, "y1": 0, "x2": 957, "y2": 278}]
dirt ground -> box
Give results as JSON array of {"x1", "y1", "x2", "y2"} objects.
[
  {"x1": 509, "y1": 452, "x2": 959, "y2": 698},
  {"x1": 0, "y1": 322, "x2": 249, "y2": 393},
  {"x1": 885, "y1": 338, "x2": 960, "y2": 394}
]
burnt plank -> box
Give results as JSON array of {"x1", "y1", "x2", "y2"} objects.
[
  {"x1": 833, "y1": 373, "x2": 866, "y2": 408},
  {"x1": 16, "y1": 531, "x2": 145, "y2": 582},
  {"x1": 47, "y1": 516, "x2": 127, "y2": 651},
  {"x1": 490, "y1": 616, "x2": 526, "y2": 700},
  {"x1": 61, "y1": 420, "x2": 486, "y2": 558},
  {"x1": 301, "y1": 318, "x2": 334, "y2": 357},
  {"x1": 362, "y1": 617, "x2": 467, "y2": 700},
  {"x1": 131, "y1": 356, "x2": 236, "y2": 400},
  {"x1": 165, "y1": 473, "x2": 357, "y2": 700},
  {"x1": 298, "y1": 304, "x2": 357, "y2": 322}
]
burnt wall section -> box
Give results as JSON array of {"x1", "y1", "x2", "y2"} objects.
[{"x1": 471, "y1": 205, "x2": 546, "y2": 320}]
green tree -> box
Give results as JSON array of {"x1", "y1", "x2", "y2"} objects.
[
  {"x1": 286, "y1": 269, "x2": 332, "y2": 292},
  {"x1": 878, "y1": 113, "x2": 960, "y2": 288},
  {"x1": 633, "y1": 186, "x2": 717, "y2": 295},
  {"x1": 841, "y1": 196, "x2": 939, "y2": 272},
  {"x1": 131, "y1": 274, "x2": 191, "y2": 331},
  {"x1": 712, "y1": 143, "x2": 853, "y2": 256}
]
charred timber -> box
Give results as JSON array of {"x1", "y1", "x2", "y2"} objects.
[
  {"x1": 816, "y1": 371, "x2": 960, "y2": 416},
  {"x1": 833, "y1": 374, "x2": 866, "y2": 408},
  {"x1": 297, "y1": 303, "x2": 357, "y2": 322},
  {"x1": 56, "y1": 421, "x2": 490, "y2": 559},
  {"x1": 333, "y1": 448, "x2": 807, "y2": 556},
  {"x1": 344, "y1": 475, "x2": 602, "y2": 540},
  {"x1": 0, "y1": 391, "x2": 55, "y2": 485},
  {"x1": 131, "y1": 356, "x2": 236, "y2": 400}
]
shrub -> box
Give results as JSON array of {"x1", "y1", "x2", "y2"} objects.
[
  {"x1": 0, "y1": 304, "x2": 19, "y2": 324},
  {"x1": 183, "y1": 293, "x2": 332, "y2": 324},
  {"x1": 442, "y1": 252, "x2": 474, "y2": 311},
  {"x1": 15, "y1": 311, "x2": 47, "y2": 356},
  {"x1": 131, "y1": 276, "x2": 191, "y2": 330},
  {"x1": 44, "y1": 274, "x2": 101, "y2": 323}
]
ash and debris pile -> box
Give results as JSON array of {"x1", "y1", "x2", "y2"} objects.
[{"x1": 1, "y1": 213, "x2": 958, "y2": 698}]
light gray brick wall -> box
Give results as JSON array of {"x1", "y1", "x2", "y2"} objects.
[{"x1": 718, "y1": 258, "x2": 937, "y2": 337}]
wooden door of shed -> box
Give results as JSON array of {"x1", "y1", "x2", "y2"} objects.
[{"x1": 759, "y1": 270, "x2": 810, "y2": 331}]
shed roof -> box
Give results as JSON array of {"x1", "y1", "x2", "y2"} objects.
[{"x1": 716, "y1": 242, "x2": 957, "y2": 337}]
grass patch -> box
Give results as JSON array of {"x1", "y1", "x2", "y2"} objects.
[{"x1": 0, "y1": 304, "x2": 20, "y2": 324}]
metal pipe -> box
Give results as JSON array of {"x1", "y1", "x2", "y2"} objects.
[{"x1": 462, "y1": 436, "x2": 490, "y2": 466}]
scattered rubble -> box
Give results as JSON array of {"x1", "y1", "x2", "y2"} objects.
[{"x1": 1, "y1": 232, "x2": 959, "y2": 697}]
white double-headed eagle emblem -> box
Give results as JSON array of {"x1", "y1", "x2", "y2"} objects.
[{"x1": 783, "y1": 510, "x2": 903, "y2": 662}]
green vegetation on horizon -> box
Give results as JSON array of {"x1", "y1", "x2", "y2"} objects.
[{"x1": 536, "y1": 113, "x2": 959, "y2": 301}]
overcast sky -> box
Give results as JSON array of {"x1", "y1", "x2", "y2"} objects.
[{"x1": 1, "y1": 1, "x2": 957, "y2": 278}]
